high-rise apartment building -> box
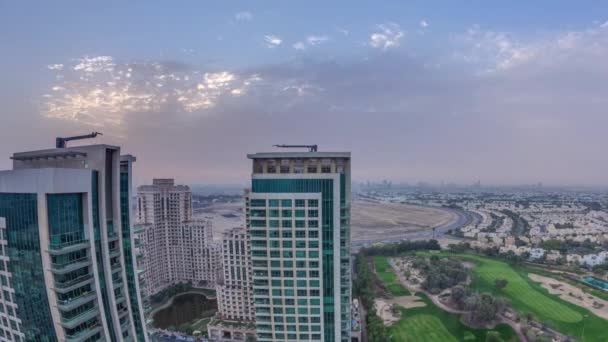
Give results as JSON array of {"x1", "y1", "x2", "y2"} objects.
[
  {"x1": 0, "y1": 144, "x2": 147, "y2": 341},
  {"x1": 216, "y1": 227, "x2": 255, "y2": 322},
  {"x1": 247, "y1": 152, "x2": 352, "y2": 342},
  {"x1": 136, "y1": 179, "x2": 217, "y2": 296}
]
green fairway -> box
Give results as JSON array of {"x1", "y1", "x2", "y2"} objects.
[
  {"x1": 389, "y1": 293, "x2": 517, "y2": 342},
  {"x1": 420, "y1": 252, "x2": 608, "y2": 341},
  {"x1": 373, "y1": 256, "x2": 410, "y2": 296},
  {"x1": 468, "y1": 255, "x2": 582, "y2": 323},
  {"x1": 390, "y1": 314, "x2": 457, "y2": 341}
]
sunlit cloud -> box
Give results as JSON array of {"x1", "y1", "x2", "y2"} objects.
[
  {"x1": 264, "y1": 35, "x2": 282, "y2": 48},
  {"x1": 420, "y1": 20, "x2": 429, "y2": 28},
  {"x1": 370, "y1": 23, "x2": 404, "y2": 50},
  {"x1": 41, "y1": 56, "x2": 262, "y2": 129}
]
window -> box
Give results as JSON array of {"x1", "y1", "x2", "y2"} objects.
[
  {"x1": 308, "y1": 199, "x2": 318, "y2": 207},
  {"x1": 251, "y1": 199, "x2": 266, "y2": 207},
  {"x1": 282, "y1": 210, "x2": 292, "y2": 217},
  {"x1": 282, "y1": 220, "x2": 292, "y2": 228},
  {"x1": 295, "y1": 199, "x2": 305, "y2": 207},
  {"x1": 269, "y1": 200, "x2": 279, "y2": 207},
  {"x1": 281, "y1": 199, "x2": 292, "y2": 207},
  {"x1": 308, "y1": 210, "x2": 318, "y2": 217}
]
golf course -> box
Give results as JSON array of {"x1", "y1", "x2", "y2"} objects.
[
  {"x1": 373, "y1": 255, "x2": 517, "y2": 341},
  {"x1": 388, "y1": 293, "x2": 517, "y2": 342},
  {"x1": 429, "y1": 253, "x2": 608, "y2": 341},
  {"x1": 373, "y1": 256, "x2": 410, "y2": 296}
]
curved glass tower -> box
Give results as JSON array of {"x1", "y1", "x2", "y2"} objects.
[{"x1": 0, "y1": 144, "x2": 147, "y2": 341}]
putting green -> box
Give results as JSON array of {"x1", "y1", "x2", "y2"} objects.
[{"x1": 389, "y1": 314, "x2": 458, "y2": 341}]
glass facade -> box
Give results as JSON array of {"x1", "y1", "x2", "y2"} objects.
[
  {"x1": 252, "y1": 178, "x2": 341, "y2": 342},
  {"x1": 120, "y1": 163, "x2": 146, "y2": 341},
  {"x1": 92, "y1": 171, "x2": 117, "y2": 341},
  {"x1": 0, "y1": 193, "x2": 57, "y2": 341}
]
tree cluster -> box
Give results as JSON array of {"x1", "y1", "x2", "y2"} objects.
[
  {"x1": 353, "y1": 254, "x2": 389, "y2": 341},
  {"x1": 450, "y1": 285, "x2": 509, "y2": 326},
  {"x1": 359, "y1": 239, "x2": 441, "y2": 257},
  {"x1": 414, "y1": 256, "x2": 470, "y2": 294}
]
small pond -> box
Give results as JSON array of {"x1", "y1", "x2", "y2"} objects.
[{"x1": 153, "y1": 292, "x2": 217, "y2": 329}]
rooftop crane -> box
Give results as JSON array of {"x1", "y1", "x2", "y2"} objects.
[
  {"x1": 273, "y1": 144, "x2": 318, "y2": 152},
  {"x1": 56, "y1": 132, "x2": 103, "y2": 148}
]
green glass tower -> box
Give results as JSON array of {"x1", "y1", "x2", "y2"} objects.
[
  {"x1": 247, "y1": 152, "x2": 351, "y2": 342},
  {"x1": 0, "y1": 145, "x2": 147, "y2": 341}
]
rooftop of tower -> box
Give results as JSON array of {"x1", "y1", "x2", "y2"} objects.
[{"x1": 247, "y1": 151, "x2": 350, "y2": 159}]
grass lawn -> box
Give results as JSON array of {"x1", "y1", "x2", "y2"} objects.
[
  {"x1": 373, "y1": 256, "x2": 410, "y2": 296},
  {"x1": 389, "y1": 293, "x2": 517, "y2": 342},
  {"x1": 420, "y1": 252, "x2": 608, "y2": 341},
  {"x1": 191, "y1": 317, "x2": 211, "y2": 333}
]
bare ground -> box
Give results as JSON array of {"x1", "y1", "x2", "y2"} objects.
[{"x1": 351, "y1": 200, "x2": 457, "y2": 242}]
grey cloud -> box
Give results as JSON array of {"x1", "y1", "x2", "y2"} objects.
[{"x1": 23, "y1": 22, "x2": 608, "y2": 185}]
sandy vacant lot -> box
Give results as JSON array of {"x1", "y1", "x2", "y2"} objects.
[
  {"x1": 351, "y1": 200, "x2": 456, "y2": 242},
  {"x1": 192, "y1": 198, "x2": 457, "y2": 243},
  {"x1": 529, "y1": 273, "x2": 608, "y2": 320}
]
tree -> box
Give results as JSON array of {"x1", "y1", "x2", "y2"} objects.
[
  {"x1": 495, "y1": 278, "x2": 508, "y2": 290},
  {"x1": 485, "y1": 331, "x2": 504, "y2": 342}
]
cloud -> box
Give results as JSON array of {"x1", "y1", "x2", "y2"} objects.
[
  {"x1": 47, "y1": 64, "x2": 64, "y2": 70},
  {"x1": 370, "y1": 23, "x2": 404, "y2": 50},
  {"x1": 306, "y1": 35, "x2": 329, "y2": 46},
  {"x1": 454, "y1": 21, "x2": 608, "y2": 72},
  {"x1": 293, "y1": 42, "x2": 306, "y2": 50},
  {"x1": 29, "y1": 20, "x2": 608, "y2": 184},
  {"x1": 235, "y1": 11, "x2": 253, "y2": 22},
  {"x1": 264, "y1": 35, "x2": 282, "y2": 48},
  {"x1": 420, "y1": 20, "x2": 429, "y2": 28},
  {"x1": 41, "y1": 56, "x2": 262, "y2": 129},
  {"x1": 337, "y1": 27, "x2": 349, "y2": 36},
  {"x1": 601, "y1": 20, "x2": 608, "y2": 28}
]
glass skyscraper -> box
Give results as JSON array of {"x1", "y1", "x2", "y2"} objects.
[
  {"x1": 247, "y1": 152, "x2": 351, "y2": 342},
  {"x1": 0, "y1": 144, "x2": 147, "y2": 341}
]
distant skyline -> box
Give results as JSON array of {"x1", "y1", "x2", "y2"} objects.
[{"x1": 2, "y1": 1, "x2": 608, "y2": 186}]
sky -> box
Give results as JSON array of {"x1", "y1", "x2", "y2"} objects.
[{"x1": 1, "y1": 1, "x2": 608, "y2": 186}]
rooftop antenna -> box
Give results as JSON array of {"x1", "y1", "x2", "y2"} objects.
[
  {"x1": 56, "y1": 132, "x2": 103, "y2": 148},
  {"x1": 273, "y1": 144, "x2": 318, "y2": 152}
]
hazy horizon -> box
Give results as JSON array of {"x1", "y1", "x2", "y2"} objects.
[{"x1": 2, "y1": 1, "x2": 608, "y2": 186}]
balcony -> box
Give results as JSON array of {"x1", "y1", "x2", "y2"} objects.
[
  {"x1": 54, "y1": 274, "x2": 94, "y2": 293},
  {"x1": 51, "y1": 258, "x2": 92, "y2": 275},
  {"x1": 111, "y1": 262, "x2": 122, "y2": 273},
  {"x1": 48, "y1": 241, "x2": 89, "y2": 256},
  {"x1": 107, "y1": 231, "x2": 119, "y2": 242},
  {"x1": 60, "y1": 306, "x2": 99, "y2": 329},
  {"x1": 57, "y1": 291, "x2": 97, "y2": 311},
  {"x1": 65, "y1": 323, "x2": 103, "y2": 342},
  {"x1": 109, "y1": 249, "x2": 121, "y2": 258}
]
